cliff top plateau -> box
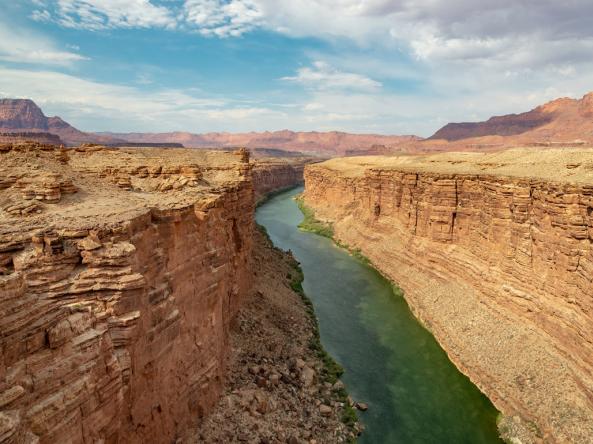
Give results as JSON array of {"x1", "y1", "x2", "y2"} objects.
[
  {"x1": 319, "y1": 147, "x2": 593, "y2": 184},
  {"x1": 0, "y1": 143, "x2": 250, "y2": 248}
]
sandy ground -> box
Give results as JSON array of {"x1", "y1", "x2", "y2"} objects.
[{"x1": 320, "y1": 147, "x2": 593, "y2": 183}]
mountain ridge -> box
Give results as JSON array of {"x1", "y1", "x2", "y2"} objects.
[{"x1": 428, "y1": 92, "x2": 593, "y2": 144}]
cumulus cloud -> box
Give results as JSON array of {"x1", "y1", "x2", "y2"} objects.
[
  {"x1": 282, "y1": 61, "x2": 382, "y2": 92},
  {"x1": 37, "y1": 0, "x2": 176, "y2": 30},
  {"x1": 10, "y1": 0, "x2": 593, "y2": 135},
  {"x1": 31, "y1": 0, "x2": 263, "y2": 36},
  {"x1": 183, "y1": 0, "x2": 262, "y2": 37}
]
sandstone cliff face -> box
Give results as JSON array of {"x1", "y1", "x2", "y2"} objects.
[
  {"x1": 0, "y1": 100, "x2": 48, "y2": 131},
  {"x1": 252, "y1": 159, "x2": 308, "y2": 202},
  {"x1": 0, "y1": 145, "x2": 254, "y2": 443},
  {"x1": 303, "y1": 150, "x2": 593, "y2": 443}
]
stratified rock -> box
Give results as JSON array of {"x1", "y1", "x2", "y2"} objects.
[
  {"x1": 303, "y1": 149, "x2": 593, "y2": 443},
  {"x1": 0, "y1": 144, "x2": 255, "y2": 443}
]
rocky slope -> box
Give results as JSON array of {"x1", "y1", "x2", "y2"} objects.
[
  {"x1": 0, "y1": 143, "x2": 254, "y2": 443},
  {"x1": 302, "y1": 149, "x2": 593, "y2": 443},
  {"x1": 186, "y1": 229, "x2": 357, "y2": 443},
  {"x1": 427, "y1": 92, "x2": 593, "y2": 147}
]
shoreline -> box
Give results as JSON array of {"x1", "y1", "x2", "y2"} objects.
[
  {"x1": 189, "y1": 188, "x2": 360, "y2": 443},
  {"x1": 294, "y1": 193, "x2": 512, "y2": 443}
]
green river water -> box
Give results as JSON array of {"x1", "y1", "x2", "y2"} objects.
[{"x1": 255, "y1": 186, "x2": 502, "y2": 444}]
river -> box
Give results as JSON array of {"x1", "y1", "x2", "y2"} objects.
[{"x1": 256, "y1": 186, "x2": 502, "y2": 444}]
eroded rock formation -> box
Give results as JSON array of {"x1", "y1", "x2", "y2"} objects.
[
  {"x1": 303, "y1": 149, "x2": 593, "y2": 443},
  {"x1": 0, "y1": 144, "x2": 254, "y2": 443}
]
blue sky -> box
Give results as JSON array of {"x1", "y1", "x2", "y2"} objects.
[{"x1": 1, "y1": 1, "x2": 592, "y2": 136}]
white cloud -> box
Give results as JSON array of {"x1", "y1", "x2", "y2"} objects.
[
  {"x1": 47, "y1": 0, "x2": 176, "y2": 30},
  {"x1": 282, "y1": 61, "x2": 382, "y2": 92},
  {"x1": 183, "y1": 0, "x2": 263, "y2": 37},
  {"x1": 31, "y1": 1, "x2": 593, "y2": 70},
  {"x1": 0, "y1": 18, "x2": 87, "y2": 65}
]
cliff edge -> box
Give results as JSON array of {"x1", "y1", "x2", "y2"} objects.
[
  {"x1": 303, "y1": 148, "x2": 593, "y2": 443},
  {"x1": 0, "y1": 143, "x2": 254, "y2": 442}
]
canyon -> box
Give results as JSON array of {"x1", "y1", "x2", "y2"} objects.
[
  {"x1": 0, "y1": 142, "x2": 339, "y2": 443},
  {"x1": 302, "y1": 149, "x2": 593, "y2": 443}
]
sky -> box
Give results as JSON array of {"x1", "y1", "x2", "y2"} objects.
[{"x1": 1, "y1": 1, "x2": 593, "y2": 136}]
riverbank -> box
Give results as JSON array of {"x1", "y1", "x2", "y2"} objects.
[
  {"x1": 257, "y1": 187, "x2": 502, "y2": 443},
  {"x1": 296, "y1": 193, "x2": 511, "y2": 441},
  {"x1": 187, "y1": 225, "x2": 359, "y2": 443},
  {"x1": 302, "y1": 152, "x2": 593, "y2": 443}
]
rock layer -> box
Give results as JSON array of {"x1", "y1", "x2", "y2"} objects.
[
  {"x1": 0, "y1": 144, "x2": 254, "y2": 443},
  {"x1": 252, "y1": 159, "x2": 309, "y2": 202},
  {"x1": 303, "y1": 149, "x2": 593, "y2": 443}
]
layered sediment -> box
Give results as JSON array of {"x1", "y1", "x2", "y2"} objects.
[
  {"x1": 303, "y1": 148, "x2": 593, "y2": 443},
  {"x1": 0, "y1": 144, "x2": 254, "y2": 443},
  {"x1": 252, "y1": 159, "x2": 308, "y2": 203}
]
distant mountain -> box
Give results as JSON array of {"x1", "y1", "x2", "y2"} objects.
[
  {"x1": 0, "y1": 99, "x2": 123, "y2": 145},
  {"x1": 4, "y1": 94, "x2": 592, "y2": 154},
  {"x1": 428, "y1": 92, "x2": 593, "y2": 146},
  {"x1": 103, "y1": 130, "x2": 421, "y2": 156}
]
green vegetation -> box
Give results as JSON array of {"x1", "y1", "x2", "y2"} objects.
[
  {"x1": 295, "y1": 195, "x2": 334, "y2": 238},
  {"x1": 261, "y1": 204, "x2": 359, "y2": 436},
  {"x1": 258, "y1": 221, "x2": 347, "y2": 386},
  {"x1": 287, "y1": 263, "x2": 345, "y2": 384}
]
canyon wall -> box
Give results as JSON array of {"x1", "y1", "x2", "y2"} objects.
[
  {"x1": 303, "y1": 150, "x2": 593, "y2": 443},
  {"x1": 252, "y1": 159, "x2": 307, "y2": 202},
  {"x1": 0, "y1": 145, "x2": 254, "y2": 443}
]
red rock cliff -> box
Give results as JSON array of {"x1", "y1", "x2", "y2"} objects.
[
  {"x1": 252, "y1": 159, "x2": 309, "y2": 202},
  {"x1": 0, "y1": 145, "x2": 253, "y2": 443},
  {"x1": 303, "y1": 149, "x2": 593, "y2": 443}
]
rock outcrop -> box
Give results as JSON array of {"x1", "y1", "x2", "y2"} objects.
[
  {"x1": 303, "y1": 149, "x2": 593, "y2": 443},
  {"x1": 0, "y1": 144, "x2": 254, "y2": 442}
]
